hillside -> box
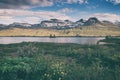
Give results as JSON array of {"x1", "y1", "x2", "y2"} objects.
[
  {"x1": 0, "y1": 25, "x2": 120, "y2": 37},
  {"x1": 0, "y1": 17, "x2": 120, "y2": 37}
]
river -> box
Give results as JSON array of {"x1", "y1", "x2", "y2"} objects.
[{"x1": 0, "y1": 37, "x2": 105, "y2": 44}]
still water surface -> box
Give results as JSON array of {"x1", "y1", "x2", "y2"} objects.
[{"x1": 0, "y1": 37, "x2": 105, "y2": 44}]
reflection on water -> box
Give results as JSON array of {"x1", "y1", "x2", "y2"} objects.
[{"x1": 0, "y1": 37, "x2": 105, "y2": 44}]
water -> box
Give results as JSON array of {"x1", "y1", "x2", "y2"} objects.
[{"x1": 0, "y1": 37, "x2": 105, "y2": 44}]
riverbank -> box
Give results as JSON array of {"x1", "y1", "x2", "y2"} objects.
[
  {"x1": 0, "y1": 36, "x2": 120, "y2": 37},
  {"x1": 98, "y1": 36, "x2": 120, "y2": 44}
]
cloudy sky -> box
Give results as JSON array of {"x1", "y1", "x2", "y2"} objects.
[{"x1": 0, "y1": 0, "x2": 120, "y2": 24}]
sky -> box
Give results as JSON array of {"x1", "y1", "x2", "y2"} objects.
[{"x1": 0, "y1": 0, "x2": 120, "y2": 24}]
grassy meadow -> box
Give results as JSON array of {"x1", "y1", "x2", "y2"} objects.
[
  {"x1": 0, "y1": 37, "x2": 120, "y2": 80},
  {"x1": 0, "y1": 24, "x2": 120, "y2": 37}
]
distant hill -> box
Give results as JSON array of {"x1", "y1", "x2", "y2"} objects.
[
  {"x1": 40, "y1": 19, "x2": 73, "y2": 29},
  {"x1": 8, "y1": 22, "x2": 32, "y2": 28},
  {"x1": 0, "y1": 26, "x2": 120, "y2": 37},
  {"x1": 73, "y1": 19, "x2": 86, "y2": 27},
  {"x1": 0, "y1": 17, "x2": 120, "y2": 29},
  {"x1": 84, "y1": 17, "x2": 101, "y2": 26},
  {"x1": 115, "y1": 21, "x2": 120, "y2": 26},
  {"x1": 0, "y1": 24, "x2": 8, "y2": 29},
  {"x1": 101, "y1": 21, "x2": 115, "y2": 26},
  {"x1": 0, "y1": 17, "x2": 120, "y2": 36}
]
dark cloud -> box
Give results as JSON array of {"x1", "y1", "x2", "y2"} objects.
[
  {"x1": 0, "y1": 0, "x2": 89, "y2": 9},
  {"x1": 0, "y1": 0, "x2": 28, "y2": 6},
  {"x1": 0, "y1": 0, "x2": 53, "y2": 9}
]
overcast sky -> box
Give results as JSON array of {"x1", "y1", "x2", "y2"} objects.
[{"x1": 0, "y1": 0, "x2": 120, "y2": 24}]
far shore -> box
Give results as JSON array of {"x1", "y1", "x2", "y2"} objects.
[{"x1": 0, "y1": 36, "x2": 120, "y2": 38}]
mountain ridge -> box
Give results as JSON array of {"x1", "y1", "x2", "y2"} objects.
[{"x1": 0, "y1": 17, "x2": 119, "y2": 30}]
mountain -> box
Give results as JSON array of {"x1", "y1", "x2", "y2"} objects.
[
  {"x1": 7, "y1": 22, "x2": 32, "y2": 28},
  {"x1": 101, "y1": 20, "x2": 116, "y2": 26},
  {"x1": 0, "y1": 24, "x2": 8, "y2": 29},
  {"x1": 84, "y1": 17, "x2": 101, "y2": 26},
  {"x1": 0, "y1": 17, "x2": 120, "y2": 37},
  {"x1": 74, "y1": 19, "x2": 86, "y2": 27},
  {"x1": 31, "y1": 24, "x2": 41, "y2": 28},
  {"x1": 64, "y1": 20, "x2": 74, "y2": 27},
  {"x1": 0, "y1": 17, "x2": 120, "y2": 30},
  {"x1": 40, "y1": 19, "x2": 73, "y2": 29},
  {"x1": 115, "y1": 21, "x2": 120, "y2": 26}
]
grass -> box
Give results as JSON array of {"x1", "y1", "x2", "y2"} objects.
[
  {"x1": 98, "y1": 36, "x2": 120, "y2": 44},
  {"x1": 0, "y1": 37, "x2": 120, "y2": 80},
  {"x1": 0, "y1": 25, "x2": 120, "y2": 37}
]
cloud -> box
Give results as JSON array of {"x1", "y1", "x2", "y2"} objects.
[
  {"x1": 66, "y1": 0, "x2": 88, "y2": 4},
  {"x1": 0, "y1": 16, "x2": 41, "y2": 24},
  {"x1": 0, "y1": 0, "x2": 53, "y2": 9},
  {"x1": 23, "y1": 17, "x2": 41, "y2": 24},
  {"x1": 86, "y1": 5, "x2": 99, "y2": 10},
  {"x1": 90, "y1": 13, "x2": 120, "y2": 22},
  {"x1": 57, "y1": 8, "x2": 73, "y2": 13},
  {"x1": 106, "y1": 0, "x2": 120, "y2": 4},
  {"x1": 0, "y1": 9, "x2": 71, "y2": 24},
  {"x1": 0, "y1": 16, "x2": 17, "y2": 24},
  {"x1": 0, "y1": 0, "x2": 88, "y2": 9}
]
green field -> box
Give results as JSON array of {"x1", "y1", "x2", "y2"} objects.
[{"x1": 0, "y1": 38, "x2": 120, "y2": 80}]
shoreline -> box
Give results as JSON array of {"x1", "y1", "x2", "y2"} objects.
[{"x1": 0, "y1": 36, "x2": 120, "y2": 38}]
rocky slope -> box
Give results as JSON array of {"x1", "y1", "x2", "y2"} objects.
[{"x1": 40, "y1": 19, "x2": 73, "y2": 29}]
